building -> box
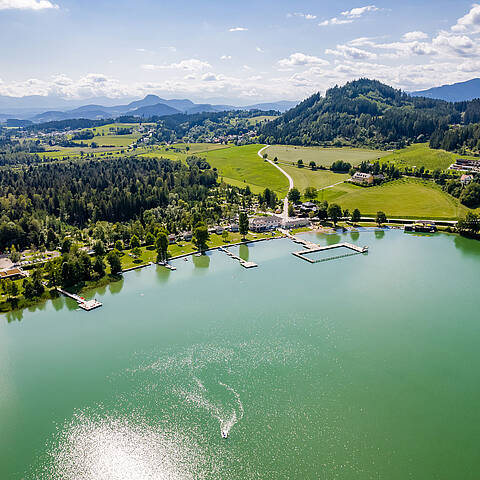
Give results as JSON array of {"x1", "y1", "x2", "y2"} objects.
[
  {"x1": 460, "y1": 174, "x2": 474, "y2": 185},
  {"x1": 0, "y1": 267, "x2": 27, "y2": 280},
  {"x1": 228, "y1": 223, "x2": 239, "y2": 232},
  {"x1": 168, "y1": 234, "x2": 176, "y2": 244},
  {"x1": 182, "y1": 231, "x2": 192, "y2": 241},
  {"x1": 351, "y1": 172, "x2": 374, "y2": 184},
  {"x1": 249, "y1": 215, "x2": 282, "y2": 232},
  {"x1": 282, "y1": 217, "x2": 310, "y2": 229}
]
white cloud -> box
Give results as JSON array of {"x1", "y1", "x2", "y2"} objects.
[
  {"x1": 402, "y1": 31, "x2": 428, "y2": 41},
  {"x1": 141, "y1": 59, "x2": 211, "y2": 72},
  {"x1": 220, "y1": 55, "x2": 232, "y2": 60},
  {"x1": 229, "y1": 27, "x2": 247, "y2": 32},
  {"x1": 0, "y1": 0, "x2": 58, "y2": 10},
  {"x1": 325, "y1": 45, "x2": 377, "y2": 60},
  {"x1": 341, "y1": 5, "x2": 379, "y2": 18},
  {"x1": 278, "y1": 52, "x2": 329, "y2": 68},
  {"x1": 452, "y1": 3, "x2": 480, "y2": 32},
  {"x1": 319, "y1": 17, "x2": 353, "y2": 26},
  {"x1": 432, "y1": 31, "x2": 479, "y2": 57},
  {"x1": 320, "y1": 4, "x2": 379, "y2": 26},
  {"x1": 288, "y1": 12, "x2": 317, "y2": 20},
  {"x1": 256, "y1": 46, "x2": 265, "y2": 53}
]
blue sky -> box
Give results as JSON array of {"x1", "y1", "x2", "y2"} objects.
[{"x1": 1, "y1": 0, "x2": 480, "y2": 103}]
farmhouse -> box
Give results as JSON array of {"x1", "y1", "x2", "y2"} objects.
[
  {"x1": 460, "y1": 174, "x2": 474, "y2": 185},
  {"x1": 351, "y1": 172, "x2": 374, "y2": 184}
]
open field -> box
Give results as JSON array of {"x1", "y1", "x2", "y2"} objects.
[
  {"x1": 281, "y1": 165, "x2": 349, "y2": 194},
  {"x1": 247, "y1": 115, "x2": 278, "y2": 125},
  {"x1": 265, "y1": 145, "x2": 389, "y2": 168},
  {"x1": 202, "y1": 144, "x2": 289, "y2": 196},
  {"x1": 379, "y1": 143, "x2": 479, "y2": 171},
  {"x1": 320, "y1": 178, "x2": 469, "y2": 219}
]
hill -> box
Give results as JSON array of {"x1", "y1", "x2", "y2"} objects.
[
  {"x1": 411, "y1": 78, "x2": 480, "y2": 102},
  {"x1": 259, "y1": 79, "x2": 465, "y2": 149}
]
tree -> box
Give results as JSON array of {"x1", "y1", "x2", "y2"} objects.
[
  {"x1": 132, "y1": 246, "x2": 142, "y2": 258},
  {"x1": 222, "y1": 230, "x2": 229, "y2": 242},
  {"x1": 9, "y1": 245, "x2": 21, "y2": 263},
  {"x1": 309, "y1": 161, "x2": 316, "y2": 170},
  {"x1": 297, "y1": 159, "x2": 304, "y2": 168},
  {"x1": 155, "y1": 231, "x2": 168, "y2": 262},
  {"x1": 288, "y1": 187, "x2": 301, "y2": 204},
  {"x1": 376, "y1": 211, "x2": 387, "y2": 226},
  {"x1": 130, "y1": 235, "x2": 140, "y2": 249},
  {"x1": 304, "y1": 187, "x2": 317, "y2": 200},
  {"x1": 193, "y1": 223, "x2": 209, "y2": 251},
  {"x1": 114, "y1": 240, "x2": 124, "y2": 251},
  {"x1": 93, "y1": 256, "x2": 106, "y2": 277},
  {"x1": 61, "y1": 237, "x2": 73, "y2": 254},
  {"x1": 327, "y1": 204, "x2": 342, "y2": 226},
  {"x1": 107, "y1": 250, "x2": 122, "y2": 274},
  {"x1": 93, "y1": 240, "x2": 106, "y2": 257},
  {"x1": 351, "y1": 208, "x2": 361, "y2": 224},
  {"x1": 239, "y1": 212, "x2": 249, "y2": 239},
  {"x1": 145, "y1": 232, "x2": 155, "y2": 246}
]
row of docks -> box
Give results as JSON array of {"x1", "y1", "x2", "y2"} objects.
[{"x1": 291, "y1": 238, "x2": 369, "y2": 264}]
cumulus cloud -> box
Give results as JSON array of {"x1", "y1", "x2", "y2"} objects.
[
  {"x1": 319, "y1": 17, "x2": 353, "y2": 26},
  {"x1": 341, "y1": 5, "x2": 379, "y2": 18},
  {"x1": 325, "y1": 45, "x2": 377, "y2": 60},
  {"x1": 452, "y1": 3, "x2": 480, "y2": 32},
  {"x1": 278, "y1": 52, "x2": 329, "y2": 68},
  {"x1": 256, "y1": 47, "x2": 265, "y2": 53},
  {"x1": 220, "y1": 55, "x2": 232, "y2": 60},
  {"x1": 142, "y1": 59, "x2": 211, "y2": 72},
  {"x1": 0, "y1": 0, "x2": 58, "y2": 10},
  {"x1": 229, "y1": 27, "x2": 247, "y2": 32},
  {"x1": 402, "y1": 31, "x2": 428, "y2": 41}
]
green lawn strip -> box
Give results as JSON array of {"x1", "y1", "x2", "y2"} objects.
[
  {"x1": 379, "y1": 143, "x2": 479, "y2": 171},
  {"x1": 321, "y1": 178, "x2": 468, "y2": 219},
  {"x1": 202, "y1": 144, "x2": 289, "y2": 196},
  {"x1": 266, "y1": 145, "x2": 388, "y2": 168}
]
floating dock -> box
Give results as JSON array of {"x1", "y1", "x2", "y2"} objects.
[
  {"x1": 158, "y1": 261, "x2": 177, "y2": 271},
  {"x1": 292, "y1": 241, "x2": 368, "y2": 264},
  {"x1": 56, "y1": 288, "x2": 103, "y2": 311},
  {"x1": 219, "y1": 247, "x2": 258, "y2": 268}
]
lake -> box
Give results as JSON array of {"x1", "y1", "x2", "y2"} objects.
[{"x1": 1, "y1": 230, "x2": 479, "y2": 479}]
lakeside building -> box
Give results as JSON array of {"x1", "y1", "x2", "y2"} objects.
[
  {"x1": 404, "y1": 221, "x2": 437, "y2": 233},
  {"x1": 351, "y1": 172, "x2": 374, "y2": 184},
  {"x1": 250, "y1": 215, "x2": 310, "y2": 232}
]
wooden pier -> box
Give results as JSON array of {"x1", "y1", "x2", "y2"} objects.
[
  {"x1": 56, "y1": 288, "x2": 103, "y2": 311},
  {"x1": 291, "y1": 239, "x2": 368, "y2": 264},
  {"x1": 219, "y1": 247, "x2": 258, "y2": 268}
]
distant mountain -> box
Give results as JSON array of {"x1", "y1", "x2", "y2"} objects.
[
  {"x1": 411, "y1": 78, "x2": 480, "y2": 102},
  {"x1": 126, "y1": 103, "x2": 182, "y2": 118},
  {"x1": 2, "y1": 94, "x2": 298, "y2": 123}
]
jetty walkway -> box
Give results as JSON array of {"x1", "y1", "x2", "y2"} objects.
[
  {"x1": 218, "y1": 246, "x2": 258, "y2": 268},
  {"x1": 56, "y1": 288, "x2": 103, "y2": 311}
]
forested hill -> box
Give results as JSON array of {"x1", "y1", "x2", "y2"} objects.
[{"x1": 259, "y1": 79, "x2": 478, "y2": 149}]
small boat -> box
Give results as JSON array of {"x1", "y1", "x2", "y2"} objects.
[
  {"x1": 184, "y1": 257, "x2": 188, "y2": 261},
  {"x1": 221, "y1": 430, "x2": 228, "y2": 439}
]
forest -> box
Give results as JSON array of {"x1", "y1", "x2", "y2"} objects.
[{"x1": 258, "y1": 79, "x2": 478, "y2": 149}]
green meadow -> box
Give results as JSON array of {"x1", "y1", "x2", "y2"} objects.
[
  {"x1": 379, "y1": 143, "x2": 479, "y2": 171},
  {"x1": 319, "y1": 178, "x2": 468, "y2": 219},
  {"x1": 202, "y1": 144, "x2": 289, "y2": 195},
  {"x1": 265, "y1": 145, "x2": 389, "y2": 168}
]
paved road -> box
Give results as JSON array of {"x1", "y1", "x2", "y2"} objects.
[{"x1": 257, "y1": 145, "x2": 293, "y2": 218}]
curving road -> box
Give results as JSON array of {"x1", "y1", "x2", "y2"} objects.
[{"x1": 257, "y1": 145, "x2": 293, "y2": 218}]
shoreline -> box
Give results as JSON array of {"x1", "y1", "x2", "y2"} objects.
[{"x1": 1, "y1": 226, "x2": 477, "y2": 316}]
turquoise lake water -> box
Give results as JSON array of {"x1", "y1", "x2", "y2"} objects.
[{"x1": 0, "y1": 230, "x2": 479, "y2": 479}]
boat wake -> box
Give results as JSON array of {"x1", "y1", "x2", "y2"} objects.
[{"x1": 178, "y1": 376, "x2": 244, "y2": 439}]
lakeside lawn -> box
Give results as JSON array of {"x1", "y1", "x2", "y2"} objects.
[
  {"x1": 379, "y1": 143, "x2": 479, "y2": 171},
  {"x1": 265, "y1": 145, "x2": 389, "y2": 168},
  {"x1": 320, "y1": 178, "x2": 469, "y2": 219},
  {"x1": 202, "y1": 144, "x2": 289, "y2": 196},
  {"x1": 118, "y1": 230, "x2": 283, "y2": 270}
]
